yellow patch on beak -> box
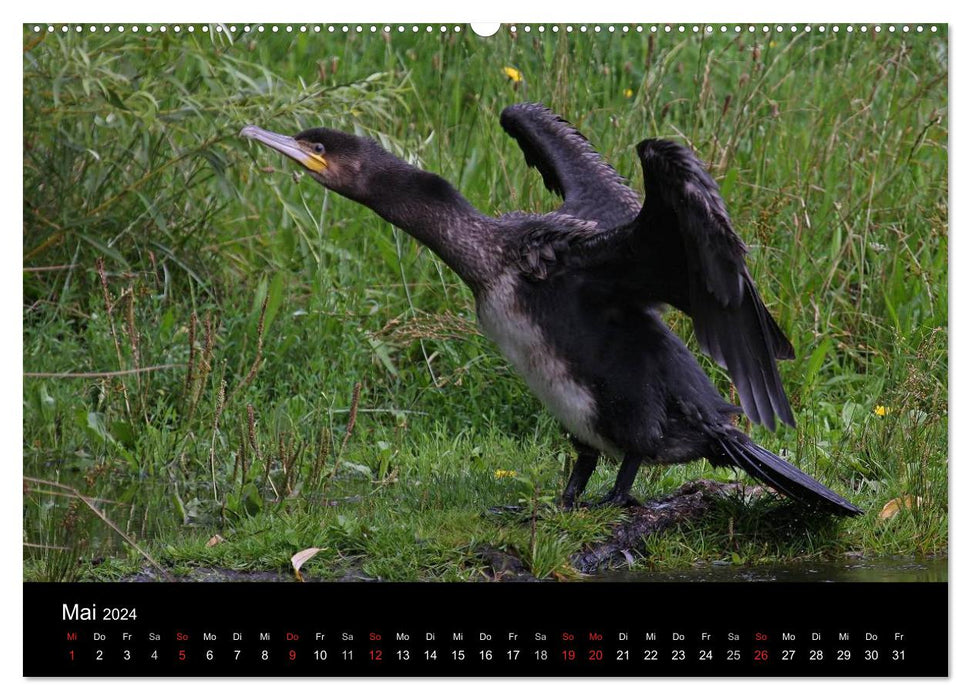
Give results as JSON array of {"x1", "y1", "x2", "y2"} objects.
[{"x1": 299, "y1": 148, "x2": 328, "y2": 173}]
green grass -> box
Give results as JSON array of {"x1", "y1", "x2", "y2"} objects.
[{"x1": 23, "y1": 24, "x2": 947, "y2": 582}]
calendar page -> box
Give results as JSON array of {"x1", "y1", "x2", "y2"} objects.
[{"x1": 22, "y1": 21, "x2": 948, "y2": 677}]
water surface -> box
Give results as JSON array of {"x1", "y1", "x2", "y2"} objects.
[{"x1": 594, "y1": 556, "x2": 947, "y2": 583}]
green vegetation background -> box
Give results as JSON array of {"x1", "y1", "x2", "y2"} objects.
[{"x1": 23, "y1": 24, "x2": 947, "y2": 581}]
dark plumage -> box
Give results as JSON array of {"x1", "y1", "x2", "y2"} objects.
[{"x1": 241, "y1": 104, "x2": 862, "y2": 516}]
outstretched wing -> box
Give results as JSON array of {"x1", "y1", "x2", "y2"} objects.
[
  {"x1": 634, "y1": 138, "x2": 795, "y2": 430},
  {"x1": 501, "y1": 107, "x2": 795, "y2": 430},
  {"x1": 530, "y1": 138, "x2": 795, "y2": 431},
  {"x1": 500, "y1": 103, "x2": 641, "y2": 229}
]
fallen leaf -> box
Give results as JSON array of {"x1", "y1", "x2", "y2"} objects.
[
  {"x1": 879, "y1": 496, "x2": 923, "y2": 520},
  {"x1": 291, "y1": 547, "x2": 325, "y2": 582},
  {"x1": 206, "y1": 534, "x2": 224, "y2": 547}
]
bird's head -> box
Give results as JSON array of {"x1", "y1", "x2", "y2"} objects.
[{"x1": 241, "y1": 125, "x2": 377, "y2": 202}]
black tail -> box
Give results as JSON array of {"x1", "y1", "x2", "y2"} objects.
[{"x1": 717, "y1": 434, "x2": 862, "y2": 516}]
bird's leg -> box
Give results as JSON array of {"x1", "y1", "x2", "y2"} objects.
[
  {"x1": 561, "y1": 444, "x2": 600, "y2": 510},
  {"x1": 598, "y1": 453, "x2": 644, "y2": 507}
]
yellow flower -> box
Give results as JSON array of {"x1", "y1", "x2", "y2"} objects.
[
  {"x1": 623, "y1": 88, "x2": 634, "y2": 99},
  {"x1": 503, "y1": 66, "x2": 523, "y2": 84},
  {"x1": 494, "y1": 469, "x2": 517, "y2": 479},
  {"x1": 874, "y1": 405, "x2": 889, "y2": 416}
]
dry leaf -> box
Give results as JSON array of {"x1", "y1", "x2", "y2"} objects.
[
  {"x1": 205, "y1": 534, "x2": 224, "y2": 547},
  {"x1": 291, "y1": 547, "x2": 324, "y2": 582},
  {"x1": 879, "y1": 496, "x2": 923, "y2": 520}
]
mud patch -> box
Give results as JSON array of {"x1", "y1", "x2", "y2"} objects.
[{"x1": 475, "y1": 546, "x2": 539, "y2": 582}]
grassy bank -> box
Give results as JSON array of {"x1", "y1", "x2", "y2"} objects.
[{"x1": 23, "y1": 24, "x2": 947, "y2": 581}]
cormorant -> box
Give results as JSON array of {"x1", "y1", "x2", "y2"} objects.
[{"x1": 241, "y1": 103, "x2": 862, "y2": 516}]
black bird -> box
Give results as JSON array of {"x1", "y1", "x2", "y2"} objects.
[{"x1": 241, "y1": 103, "x2": 862, "y2": 516}]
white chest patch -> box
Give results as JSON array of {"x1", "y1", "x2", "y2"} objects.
[{"x1": 476, "y1": 274, "x2": 617, "y2": 456}]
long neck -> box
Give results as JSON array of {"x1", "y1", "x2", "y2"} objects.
[{"x1": 350, "y1": 160, "x2": 499, "y2": 291}]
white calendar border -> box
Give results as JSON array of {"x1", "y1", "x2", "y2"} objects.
[{"x1": 7, "y1": 0, "x2": 962, "y2": 696}]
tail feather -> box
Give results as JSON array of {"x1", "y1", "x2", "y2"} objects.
[{"x1": 718, "y1": 434, "x2": 862, "y2": 516}]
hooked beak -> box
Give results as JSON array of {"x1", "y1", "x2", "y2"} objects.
[{"x1": 240, "y1": 125, "x2": 328, "y2": 173}]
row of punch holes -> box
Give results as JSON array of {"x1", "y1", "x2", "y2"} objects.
[{"x1": 31, "y1": 24, "x2": 940, "y2": 36}]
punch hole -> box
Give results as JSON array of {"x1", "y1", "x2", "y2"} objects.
[{"x1": 471, "y1": 23, "x2": 500, "y2": 37}]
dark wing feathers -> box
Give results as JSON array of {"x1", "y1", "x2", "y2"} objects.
[
  {"x1": 638, "y1": 139, "x2": 795, "y2": 430},
  {"x1": 501, "y1": 105, "x2": 795, "y2": 431},
  {"x1": 502, "y1": 212, "x2": 601, "y2": 281},
  {"x1": 500, "y1": 103, "x2": 641, "y2": 229},
  {"x1": 678, "y1": 179, "x2": 748, "y2": 307},
  {"x1": 766, "y1": 308, "x2": 796, "y2": 360}
]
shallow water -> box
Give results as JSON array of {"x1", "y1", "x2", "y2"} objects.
[{"x1": 593, "y1": 556, "x2": 947, "y2": 583}]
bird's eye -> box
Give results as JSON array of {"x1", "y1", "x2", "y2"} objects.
[{"x1": 312, "y1": 143, "x2": 325, "y2": 155}]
